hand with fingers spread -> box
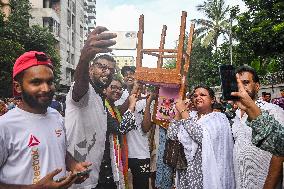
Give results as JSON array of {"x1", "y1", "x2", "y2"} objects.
[
  {"x1": 34, "y1": 168, "x2": 77, "y2": 189},
  {"x1": 80, "y1": 26, "x2": 117, "y2": 64},
  {"x1": 231, "y1": 74, "x2": 261, "y2": 120}
]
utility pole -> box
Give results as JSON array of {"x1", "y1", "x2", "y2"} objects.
[
  {"x1": 229, "y1": 6, "x2": 239, "y2": 66},
  {"x1": 229, "y1": 17, "x2": 233, "y2": 65}
]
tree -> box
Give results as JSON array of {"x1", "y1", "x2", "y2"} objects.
[
  {"x1": 193, "y1": 0, "x2": 230, "y2": 50},
  {"x1": 0, "y1": 0, "x2": 61, "y2": 97},
  {"x1": 235, "y1": 0, "x2": 284, "y2": 58},
  {"x1": 188, "y1": 37, "x2": 220, "y2": 89},
  {"x1": 234, "y1": 0, "x2": 284, "y2": 83}
]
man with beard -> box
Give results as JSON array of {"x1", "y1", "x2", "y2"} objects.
[
  {"x1": 0, "y1": 51, "x2": 91, "y2": 189},
  {"x1": 231, "y1": 65, "x2": 284, "y2": 189},
  {"x1": 64, "y1": 26, "x2": 117, "y2": 188}
]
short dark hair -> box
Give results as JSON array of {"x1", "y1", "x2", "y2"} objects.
[
  {"x1": 111, "y1": 75, "x2": 123, "y2": 85},
  {"x1": 121, "y1": 66, "x2": 135, "y2": 77},
  {"x1": 193, "y1": 85, "x2": 215, "y2": 99},
  {"x1": 92, "y1": 54, "x2": 116, "y2": 66},
  {"x1": 235, "y1": 65, "x2": 260, "y2": 83},
  {"x1": 212, "y1": 102, "x2": 224, "y2": 111}
]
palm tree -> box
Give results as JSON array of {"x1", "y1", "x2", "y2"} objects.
[{"x1": 193, "y1": 0, "x2": 230, "y2": 51}]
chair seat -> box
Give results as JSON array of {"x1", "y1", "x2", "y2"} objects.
[{"x1": 135, "y1": 67, "x2": 182, "y2": 86}]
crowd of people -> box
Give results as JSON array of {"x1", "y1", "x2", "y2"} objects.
[{"x1": 0, "y1": 26, "x2": 284, "y2": 189}]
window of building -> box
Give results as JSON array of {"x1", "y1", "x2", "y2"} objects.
[
  {"x1": 68, "y1": 0, "x2": 71, "y2": 8},
  {"x1": 67, "y1": 10, "x2": 71, "y2": 27},
  {"x1": 72, "y1": 14, "x2": 76, "y2": 29},
  {"x1": 67, "y1": 27, "x2": 70, "y2": 44},
  {"x1": 66, "y1": 51, "x2": 70, "y2": 63},
  {"x1": 72, "y1": 31, "x2": 75, "y2": 47},
  {"x1": 71, "y1": 53, "x2": 75, "y2": 65},
  {"x1": 80, "y1": 25, "x2": 83, "y2": 38},
  {"x1": 66, "y1": 68, "x2": 70, "y2": 82},
  {"x1": 72, "y1": 1, "x2": 76, "y2": 14}
]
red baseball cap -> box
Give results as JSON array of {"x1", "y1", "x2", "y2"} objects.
[{"x1": 13, "y1": 51, "x2": 53, "y2": 97}]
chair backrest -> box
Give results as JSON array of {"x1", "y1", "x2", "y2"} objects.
[
  {"x1": 135, "y1": 11, "x2": 194, "y2": 97},
  {"x1": 134, "y1": 11, "x2": 195, "y2": 128}
]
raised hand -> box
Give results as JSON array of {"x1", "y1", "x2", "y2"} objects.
[
  {"x1": 130, "y1": 81, "x2": 143, "y2": 99},
  {"x1": 175, "y1": 98, "x2": 187, "y2": 113},
  {"x1": 128, "y1": 94, "x2": 138, "y2": 112},
  {"x1": 174, "y1": 98, "x2": 189, "y2": 119},
  {"x1": 80, "y1": 26, "x2": 117, "y2": 64}
]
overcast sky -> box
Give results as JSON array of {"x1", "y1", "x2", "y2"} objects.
[{"x1": 96, "y1": 0, "x2": 247, "y2": 67}]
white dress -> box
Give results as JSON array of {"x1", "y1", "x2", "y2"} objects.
[{"x1": 167, "y1": 111, "x2": 235, "y2": 189}]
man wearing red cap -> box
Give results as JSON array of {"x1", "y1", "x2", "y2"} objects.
[{"x1": 0, "y1": 51, "x2": 91, "y2": 188}]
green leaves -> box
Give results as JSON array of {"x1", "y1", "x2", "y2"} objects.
[{"x1": 0, "y1": 0, "x2": 61, "y2": 97}]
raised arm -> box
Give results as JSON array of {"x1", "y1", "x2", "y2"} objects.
[
  {"x1": 168, "y1": 99, "x2": 203, "y2": 144},
  {"x1": 141, "y1": 93, "x2": 156, "y2": 133},
  {"x1": 72, "y1": 26, "x2": 116, "y2": 102},
  {"x1": 118, "y1": 81, "x2": 141, "y2": 114}
]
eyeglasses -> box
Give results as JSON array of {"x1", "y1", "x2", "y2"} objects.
[
  {"x1": 110, "y1": 85, "x2": 123, "y2": 91},
  {"x1": 94, "y1": 62, "x2": 116, "y2": 74}
]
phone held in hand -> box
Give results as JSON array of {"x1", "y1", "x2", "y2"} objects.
[
  {"x1": 55, "y1": 169, "x2": 91, "y2": 182},
  {"x1": 103, "y1": 31, "x2": 137, "y2": 50},
  {"x1": 219, "y1": 65, "x2": 239, "y2": 101},
  {"x1": 76, "y1": 169, "x2": 91, "y2": 177}
]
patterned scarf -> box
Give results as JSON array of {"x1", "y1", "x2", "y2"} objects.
[{"x1": 105, "y1": 100, "x2": 129, "y2": 189}]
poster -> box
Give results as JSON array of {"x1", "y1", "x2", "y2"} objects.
[{"x1": 155, "y1": 86, "x2": 179, "y2": 122}]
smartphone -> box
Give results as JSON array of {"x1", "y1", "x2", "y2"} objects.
[
  {"x1": 103, "y1": 31, "x2": 137, "y2": 50},
  {"x1": 219, "y1": 65, "x2": 239, "y2": 100},
  {"x1": 55, "y1": 177, "x2": 66, "y2": 182},
  {"x1": 76, "y1": 169, "x2": 91, "y2": 177}
]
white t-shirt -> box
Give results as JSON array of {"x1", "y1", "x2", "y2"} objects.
[
  {"x1": 0, "y1": 107, "x2": 66, "y2": 185},
  {"x1": 65, "y1": 83, "x2": 107, "y2": 189},
  {"x1": 115, "y1": 91, "x2": 150, "y2": 159}
]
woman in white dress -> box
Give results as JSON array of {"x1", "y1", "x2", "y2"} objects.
[{"x1": 167, "y1": 85, "x2": 235, "y2": 189}]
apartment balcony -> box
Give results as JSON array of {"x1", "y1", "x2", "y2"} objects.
[
  {"x1": 30, "y1": 8, "x2": 60, "y2": 40},
  {"x1": 31, "y1": 8, "x2": 60, "y2": 23}
]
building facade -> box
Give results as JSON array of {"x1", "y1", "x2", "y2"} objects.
[
  {"x1": 113, "y1": 56, "x2": 135, "y2": 69},
  {"x1": 84, "y1": 0, "x2": 96, "y2": 41},
  {"x1": 29, "y1": 0, "x2": 96, "y2": 93}
]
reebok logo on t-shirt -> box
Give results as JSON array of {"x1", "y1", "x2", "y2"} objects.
[{"x1": 28, "y1": 135, "x2": 40, "y2": 147}]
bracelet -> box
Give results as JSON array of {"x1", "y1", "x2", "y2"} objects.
[{"x1": 180, "y1": 109, "x2": 187, "y2": 114}]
